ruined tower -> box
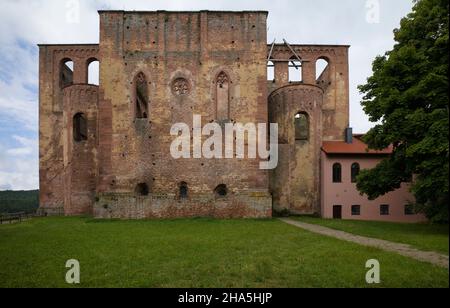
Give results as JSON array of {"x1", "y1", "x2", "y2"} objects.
[{"x1": 38, "y1": 10, "x2": 349, "y2": 218}]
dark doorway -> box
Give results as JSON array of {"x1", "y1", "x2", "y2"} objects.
[
  {"x1": 179, "y1": 182, "x2": 188, "y2": 199},
  {"x1": 333, "y1": 205, "x2": 342, "y2": 219},
  {"x1": 135, "y1": 183, "x2": 149, "y2": 196}
]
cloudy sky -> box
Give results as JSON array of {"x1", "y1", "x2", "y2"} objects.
[{"x1": 0, "y1": 0, "x2": 414, "y2": 191}]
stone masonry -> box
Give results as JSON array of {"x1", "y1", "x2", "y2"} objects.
[{"x1": 38, "y1": 10, "x2": 349, "y2": 218}]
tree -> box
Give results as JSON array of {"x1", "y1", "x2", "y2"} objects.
[{"x1": 357, "y1": 0, "x2": 449, "y2": 222}]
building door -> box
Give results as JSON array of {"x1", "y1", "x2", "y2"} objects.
[{"x1": 333, "y1": 205, "x2": 342, "y2": 219}]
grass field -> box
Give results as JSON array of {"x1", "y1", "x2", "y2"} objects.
[
  {"x1": 293, "y1": 217, "x2": 449, "y2": 255},
  {"x1": 0, "y1": 217, "x2": 448, "y2": 288}
]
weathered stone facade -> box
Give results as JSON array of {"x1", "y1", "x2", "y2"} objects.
[{"x1": 38, "y1": 10, "x2": 349, "y2": 218}]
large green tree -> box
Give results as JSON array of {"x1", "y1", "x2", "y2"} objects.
[{"x1": 357, "y1": 0, "x2": 449, "y2": 222}]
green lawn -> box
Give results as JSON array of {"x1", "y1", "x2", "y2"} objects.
[
  {"x1": 293, "y1": 217, "x2": 449, "y2": 255},
  {"x1": 0, "y1": 217, "x2": 448, "y2": 288}
]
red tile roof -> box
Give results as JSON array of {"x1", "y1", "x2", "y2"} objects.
[{"x1": 322, "y1": 136, "x2": 393, "y2": 155}]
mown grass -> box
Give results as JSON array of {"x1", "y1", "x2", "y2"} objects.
[
  {"x1": 293, "y1": 216, "x2": 449, "y2": 255},
  {"x1": 0, "y1": 217, "x2": 448, "y2": 288}
]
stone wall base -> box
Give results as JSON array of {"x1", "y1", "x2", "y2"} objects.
[
  {"x1": 94, "y1": 191, "x2": 272, "y2": 219},
  {"x1": 37, "y1": 206, "x2": 64, "y2": 216}
]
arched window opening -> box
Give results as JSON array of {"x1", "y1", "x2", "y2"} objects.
[
  {"x1": 332, "y1": 163, "x2": 342, "y2": 183},
  {"x1": 351, "y1": 163, "x2": 360, "y2": 183},
  {"x1": 60, "y1": 59, "x2": 74, "y2": 88},
  {"x1": 135, "y1": 183, "x2": 149, "y2": 196},
  {"x1": 295, "y1": 112, "x2": 309, "y2": 141},
  {"x1": 288, "y1": 57, "x2": 302, "y2": 82},
  {"x1": 316, "y1": 58, "x2": 329, "y2": 81},
  {"x1": 87, "y1": 59, "x2": 100, "y2": 85},
  {"x1": 214, "y1": 184, "x2": 228, "y2": 198},
  {"x1": 216, "y1": 71, "x2": 230, "y2": 121},
  {"x1": 135, "y1": 72, "x2": 149, "y2": 119},
  {"x1": 179, "y1": 182, "x2": 188, "y2": 199},
  {"x1": 73, "y1": 113, "x2": 87, "y2": 142},
  {"x1": 267, "y1": 61, "x2": 275, "y2": 81}
]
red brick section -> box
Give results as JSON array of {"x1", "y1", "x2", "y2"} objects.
[{"x1": 38, "y1": 11, "x2": 351, "y2": 219}]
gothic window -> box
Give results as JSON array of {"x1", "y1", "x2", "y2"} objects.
[
  {"x1": 73, "y1": 113, "x2": 87, "y2": 142},
  {"x1": 172, "y1": 78, "x2": 190, "y2": 96},
  {"x1": 60, "y1": 59, "x2": 74, "y2": 88},
  {"x1": 216, "y1": 72, "x2": 230, "y2": 121},
  {"x1": 267, "y1": 61, "x2": 275, "y2": 81},
  {"x1": 87, "y1": 58, "x2": 99, "y2": 85},
  {"x1": 316, "y1": 58, "x2": 330, "y2": 81},
  {"x1": 288, "y1": 56, "x2": 302, "y2": 82},
  {"x1": 295, "y1": 112, "x2": 309, "y2": 141},
  {"x1": 135, "y1": 72, "x2": 149, "y2": 119}
]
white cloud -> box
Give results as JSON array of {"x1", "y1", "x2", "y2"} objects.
[
  {"x1": 6, "y1": 135, "x2": 38, "y2": 156},
  {"x1": 0, "y1": 135, "x2": 38, "y2": 190}
]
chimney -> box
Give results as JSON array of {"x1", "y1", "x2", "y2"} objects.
[{"x1": 345, "y1": 127, "x2": 353, "y2": 144}]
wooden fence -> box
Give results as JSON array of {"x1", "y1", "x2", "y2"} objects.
[{"x1": 0, "y1": 212, "x2": 36, "y2": 224}]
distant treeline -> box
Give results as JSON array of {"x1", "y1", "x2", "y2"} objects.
[{"x1": 0, "y1": 190, "x2": 39, "y2": 214}]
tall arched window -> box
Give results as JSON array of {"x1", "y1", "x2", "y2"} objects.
[
  {"x1": 216, "y1": 71, "x2": 230, "y2": 121},
  {"x1": 73, "y1": 113, "x2": 87, "y2": 142},
  {"x1": 135, "y1": 72, "x2": 149, "y2": 119},
  {"x1": 316, "y1": 58, "x2": 329, "y2": 81},
  {"x1": 60, "y1": 59, "x2": 74, "y2": 88},
  {"x1": 288, "y1": 56, "x2": 302, "y2": 82},
  {"x1": 87, "y1": 58, "x2": 100, "y2": 85},
  {"x1": 332, "y1": 163, "x2": 342, "y2": 183},
  {"x1": 179, "y1": 182, "x2": 188, "y2": 199},
  {"x1": 267, "y1": 61, "x2": 275, "y2": 81},
  {"x1": 351, "y1": 163, "x2": 360, "y2": 183},
  {"x1": 295, "y1": 112, "x2": 309, "y2": 141}
]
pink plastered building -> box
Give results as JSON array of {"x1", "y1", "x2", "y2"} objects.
[{"x1": 320, "y1": 134, "x2": 427, "y2": 223}]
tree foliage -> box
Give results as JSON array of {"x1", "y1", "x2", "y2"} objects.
[
  {"x1": 0, "y1": 190, "x2": 39, "y2": 214},
  {"x1": 357, "y1": 0, "x2": 449, "y2": 222}
]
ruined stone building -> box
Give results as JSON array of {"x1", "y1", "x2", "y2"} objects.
[{"x1": 38, "y1": 10, "x2": 350, "y2": 219}]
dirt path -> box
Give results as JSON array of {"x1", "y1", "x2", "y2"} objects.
[{"x1": 280, "y1": 218, "x2": 449, "y2": 269}]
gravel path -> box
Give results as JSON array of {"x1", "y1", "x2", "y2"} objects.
[{"x1": 280, "y1": 218, "x2": 449, "y2": 268}]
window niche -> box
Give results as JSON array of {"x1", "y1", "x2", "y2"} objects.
[
  {"x1": 135, "y1": 72, "x2": 149, "y2": 119},
  {"x1": 316, "y1": 58, "x2": 330, "y2": 81},
  {"x1": 60, "y1": 59, "x2": 74, "y2": 88},
  {"x1": 216, "y1": 71, "x2": 230, "y2": 121},
  {"x1": 295, "y1": 112, "x2": 309, "y2": 141},
  {"x1": 73, "y1": 113, "x2": 87, "y2": 142},
  {"x1": 288, "y1": 56, "x2": 302, "y2": 82}
]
